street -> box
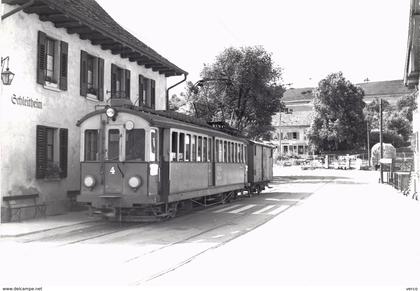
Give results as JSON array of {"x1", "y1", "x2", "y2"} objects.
[{"x1": 1, "y1": 167, "x2": 419, "y2": 290}]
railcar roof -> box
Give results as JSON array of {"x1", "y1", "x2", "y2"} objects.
[{"x1": 77, "y1": 105, "x2": 248, "y2": 141}]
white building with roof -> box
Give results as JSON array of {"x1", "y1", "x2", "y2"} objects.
[{"x1": 0, "y1": 0, "x2": 187, "y2": 222}]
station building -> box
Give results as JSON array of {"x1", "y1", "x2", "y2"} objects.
[
  {"x1": 404, "y1": 0, "x2": 420, "y2": 197},
  {"x1": 0, "y1": 0, "x2": 187, "y2": 222}
]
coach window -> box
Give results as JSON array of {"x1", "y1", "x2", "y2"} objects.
[
  {"x1": 203, "y1": 137, "x2": 208, "y2": 162},
  {"x1": 185, "y1": 134, "x2": 191, "y2": 161},
  {"x1": 244, "y1": 145, "x2": 247, "y2": 163},
  {"x1": 216, "y1": 140, "x2": 220, "y2": 162},
  {"x1": 179, "y1": 133, "x2": 185, "y2": 161},
  {"x1": 235, "y1": 144, "x2": 238, "y2": 163},
  {"x1": 192, "y1": 135, "x2": 197, "y2": 162},
  {"x1": 108, "y1": 129, "x2": 120, "y2": 160},
  {"x1": 208, "y1": 138, "x2": 212, "y2": 162},
  {"x1": 85, "y1": 130, "x2": 99, "y2": 161},
  {"x1": 197, "y1": 136, "x2": 202, "y2": 162},
  {"x1": 150, "y1": 129, "x2": 157, "y2": 162},
  {"x1": 223, "y1": 141, "x2": 227, "y2": 163},
  {"x1": 171, "y1": 131, "x2": 178, "y2": 161},
  {"x1": 126, "y1": 129, "x2": 145, "y2": 161}
]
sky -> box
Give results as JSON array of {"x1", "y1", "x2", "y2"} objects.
[{"x1": 96, "y1": 0, "x2": 411, "y2": 93}]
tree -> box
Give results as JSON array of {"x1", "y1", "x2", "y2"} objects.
[
  {"x1": 187, "y1": 46, "x2": 285, "y2": 139},
  {"x1": 364, "y1": 97, "x2": 413, "y2": 148},
  {"x1": 396, "y1": 93, "x2": 417, "y2": 122},
  {"x1": 308, "y1": 72, "x2": 366, "y2": 152}
]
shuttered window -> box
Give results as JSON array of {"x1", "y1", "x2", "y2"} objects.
[
  {"x1": 36, "y1": 125, "x2": 68, "y2": 179},
  {"x1": 138, "y1": 75, "x2": 155, "y2": 109},
  {"x1": 111, "y1": 64, "x2": 130, "y2": 99},
  {"x1": 37, "y1": 31, "x2": 68, "y2": 90},
  {"x1": 80, "y1": 51, "x2": 104, "y2": 100}
]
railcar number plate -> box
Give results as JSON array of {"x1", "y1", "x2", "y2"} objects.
[{"x1": 110, "y1": 166, "x2": 116, "y2": 175}]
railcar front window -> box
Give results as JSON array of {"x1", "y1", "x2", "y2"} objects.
[
  {"x1": 108, "y1": 129, "x2": 120, "y2": 160},
  {"x1": 126, "y1": 129, "x2": 145, "y2": 161},
  {"x1": 85, "y1": 130, "x2": 98, "y2": 161}
]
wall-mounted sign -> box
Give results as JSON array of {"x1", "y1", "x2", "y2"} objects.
[{"x1": 11, "y1": 94, "x2": 42, "y2": 109}]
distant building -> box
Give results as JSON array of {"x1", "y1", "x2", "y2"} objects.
[
  {"x1": 404, "y1": 0, "x2": 420, "y2": 196},
  {"x1": 273, "y1": 80, "x2": 414, "y2": 157}
]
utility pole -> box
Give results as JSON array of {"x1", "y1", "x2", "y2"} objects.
[
  {"x1": 367, "y1": 121, "x2": 370, "y2": 167},
  {"x1": 379, "y1": 98, "x2": 384, "y2": 183}
]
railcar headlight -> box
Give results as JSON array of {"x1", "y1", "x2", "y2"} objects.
[
  {"x1": 128, "y1": 176, "x2": 141, "y2": 189},
  {"x1": 105, "y1": 107, "x2": 117, "y2": 118},
  {"x1": 84, "y1": 175, "x2": 96, "y2": 189}
]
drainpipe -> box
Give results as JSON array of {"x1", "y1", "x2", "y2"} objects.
[
  {"x1": 166, "y1": 73, "x2": 188, "y2": 111},
  {"x1": 2, "y1": 0, "x2": 35, "y2": 20}
]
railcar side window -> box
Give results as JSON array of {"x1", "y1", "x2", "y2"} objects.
[
  {"x1": 171, "y1": 131, "x2": 178, "y2": 161},
  {"x1": 235, "y1": 144, "x2": 238, "y2": 163},
  {"x1": 108, "y1": 129, "x2": 120, "y2": 160},
  {"x1": 224, "y1": 141, "x2": 227, "y2": 163},
  {"x1": 185, "y1": 134, "x2": 191, "y2": 161},
  {"x1": 244, "y1": 145, "x2": 247, "y2": 163},
  {"x1": 179, "y1": 133, "x2": 185, "y2": 161},
  {"x1": 208, "y1": 138, "x2": 212, "y2": 162},
  {"x1": 192, "y1": 135, "x2": 197, "y2": 162},
  {"x1": 203, "y1": 137, "x2": 207, "y2": 162},
  {"x1": 150, "y1": 129, "x2": 157, "y2": 162},
  {"x1": 126, "y1": 129, "x2": 145, "y2": 161},
  {"x1": 85, "y1": 130, "x2": 98, "y2": 161},
  {"x1": 216, "y1": 140, "x2": 220, "y2": 162},
  {"x1": 197, "y1": 136, "x2": 202, "y2": 162}
]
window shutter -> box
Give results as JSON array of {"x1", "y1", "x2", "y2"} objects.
[
  {"x1": 125, "y1": 69, "x2": 131, "y2": 99},
  {"x1": 37, "y1": 31, "x2": 47, "y2": 85},
  {"x1": 151, "y1": 79, "x2": 156, "y2": 109},
  {"x1": 98, "y1": 57, "x2": 104, "y2": 101},
  {"x1": 138, "y1": 75, "x2": 144, "y2": 105},
  {"x1": 59, "y1": 128, "x2": 68, "y2": 178},
  {"x1": 111, "y1": 64, "x2": 117, "y2": 98},
  {"x1": 36, "y1": 125, "x2": 47, "y2": 179},
  {"x1": 80, "y1": 50, "x2": 88, "y2": 96},
  {"x1": 59, "y1": 41, "x2": 68, "y2": 91}
]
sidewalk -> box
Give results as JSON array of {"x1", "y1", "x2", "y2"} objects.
[{"x1": 0, "y1": 210, "x2": 98, "y2": 238}]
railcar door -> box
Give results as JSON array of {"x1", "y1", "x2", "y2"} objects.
[
  {"x1": 209, "y1": 137, "x2": 215, "y2": 186},
  {"x1": 104, "y1": 127, "x2": 124, "y2": 194}
]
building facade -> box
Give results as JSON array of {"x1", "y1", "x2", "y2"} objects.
[
  {"x1": 0, "y1": 0, "x2": 187, "y2": 222},
  {"x1": 404, "y1": 0, "x2": 420, "y2": 196}
]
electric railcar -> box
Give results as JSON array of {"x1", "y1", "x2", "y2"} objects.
[{"x1": 76, "y1": 102, "x2": 274, "y2": 221}]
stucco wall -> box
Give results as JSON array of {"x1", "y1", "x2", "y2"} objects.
[{"x1": 0, "y1": 6, "x2": 169, "y2": 221}]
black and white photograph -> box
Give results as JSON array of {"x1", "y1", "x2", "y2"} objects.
[{"x1": 0, "y1": 0, "x2": 419, "y2": 290}]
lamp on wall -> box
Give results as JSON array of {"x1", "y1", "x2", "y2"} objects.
[{"x1": 1, "y1": 57, "x2": 15, "y2": 85}]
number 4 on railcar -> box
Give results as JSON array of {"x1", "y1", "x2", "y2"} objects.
[{"x1": 76, "y1": 103, "x2": 274, "y2": 221}]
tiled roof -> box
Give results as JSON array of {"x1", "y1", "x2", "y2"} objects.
[
  {"x1": 272, "y1": 111, "x2": 314, "y2": 127},
  {"x1": 358, "y1": 80, "x2": 413, "y2": 97},
  {"x1": 282, "y1": 87, "x2": 314, "y2": 102},
  {"x1": 3, "y1": 0, "x2": 187, "y2": 76},
  {"x1": 283, "y1": 80, "x2": 414, "y2": 103}
]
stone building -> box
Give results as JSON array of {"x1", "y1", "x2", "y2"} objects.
[
  {"x1": 274, "y1": 80, "x2": 414, "y2": 157},
  {"x1": 0, "y1": 0, "x2": 187, "y2": 221},
  {"x1": 404, "y1": 0, "x2": 420, "y2": 196}
]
